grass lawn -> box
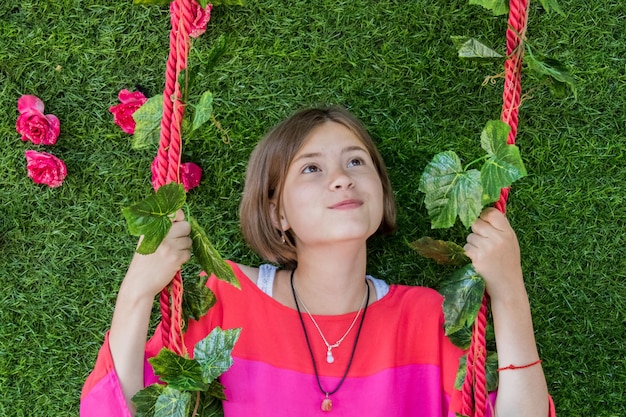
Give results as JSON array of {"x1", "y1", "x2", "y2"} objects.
[{"x1": 1, "y1": 0, "x2": 625, "y2": 415}]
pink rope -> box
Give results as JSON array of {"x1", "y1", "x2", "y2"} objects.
[
  {"x1": 155, "y1": 0, "x2": 195, "y2": 356},
  {"x1": 462, "y1": 0, "x2": 529, "y2": 415}
]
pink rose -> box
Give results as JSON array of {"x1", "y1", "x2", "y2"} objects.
[
  {"x1": 171, "y1": 1, "x2": 212, "y2": 38},
  {"x1": 16, "y1": 95, "x2": 60, "y2": 145},
  {"x1": 25, "y1": 150, "x2": 67, "y2": 188},
  {"x1": 151, "y1": 157, "x2": 202, "y2": 192},
  {"x1": 109, "y1": 89, "x2": 148, "y2": 134}
]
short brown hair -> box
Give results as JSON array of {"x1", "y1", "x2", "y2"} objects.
[{"x1": 240, "y1": 107, "x2": 396, "y2": 268}]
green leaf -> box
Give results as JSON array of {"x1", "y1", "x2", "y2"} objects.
[
  {"x1": 206, "y1": 380, "x2": 228, "y2": 401},
  {"x1": 450, "y1": 36, "x2": 504, "y2": 62},
  {"x1": 154, "y1": 386, "x2": 192, "y2": 417},
  {"x1": 468, "y1": 0, "x2": 508, "y2": 15},
  {"x1": 192, "y1": 91, "x2": 214, "y2": 131},
  {"x1": 133, "y1": 384, "x2": 164, "y2": 417},
  {"x1": 419, "y1": 151, "x2": 483, "y2": 229},
  {"x1": 439, "y1": 265, "x2": 486, "y2": 335},
  {"x1": 454, "y1": 352, "x2": 498, "y2": 391},
  {"x1": 409, "y1": 237, "x2": 470, "y2": 266},
  {"x1": 132, "y1": 95, "x2": 163, "y2": 150},
  {"x1": 479, "y1": 120, "x2": 527, "y2": 204},
  {"x1": 196, "y1": 391, "x2": 225, "y2": 417},
  {"x1": 148, "y1": 348, "x2": 209, "y2": 392},
  {"x1": 537, "y1": 0, "x2": 565, "y2": 16},
  {"x1": 122, "y1": 183, "x2": 186, "y2": 255},
  {"x1": 485, "y1": 351, "x2": 499, "y2": 391},
  {"x1": 182, "y1": 272, "x2": 217, "y2": 326},
  {"x1": 525, "y1": 45, "x2": 576, "y2": 99},
  {"x1": 446, "y1": 324, "x2": 473, "y2": 350},
  {"x1": 134, "y1": 0, "x2": 170, "y2": 5},
  {"x1": 194, "y1": 327, "x2": 242, "y2": 384},
  {"x1": 189, "y1": 216, "x2": 240, "y2": 289}
]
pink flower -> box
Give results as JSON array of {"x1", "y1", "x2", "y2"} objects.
[
  {"x1": 25, "y1": 150, "x2": 67, "y2": 188},
  {"x1": 170, "y1": 1, "x2": 212, "y2": 38},
  {"x1": 109, "y1": 89, "x2": 148, "y2": 134},
  {"x1": 16, "y1": 95, "x2": 60, "y2": 145},
  {"x1": 151, "y1": 158, "x2": 203, "y2": 192},
  {"x1": 180, "y1": 161, "x2": 203, "y2": 191}
]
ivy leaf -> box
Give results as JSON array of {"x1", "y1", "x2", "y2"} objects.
[
  {"x1": 537, "y1": 0, "x2": 565, "y2": 16},
  {"x1": 194, "y1": 327, "x2": 242, "y2": 384},
  {"x1": 454, "y1": 352, "x2": 499, "y2": 391},
  {"x1": 134, "y1": 0, "x2": 170, "y2": 5},
  {"x1": 192, "y1": 91, "x2": 214, "y2": 131},
  {"x1": 485, "y1": 351, "x2": 499, "y2": 391},
  {"x1": 132, "y1": 95, "x2": 163, "y2": 150},
  {"x1": 439, "y1": 265, "x2": 486, "y2": 335},
  {"x1": 419, "y1": 151, "x2": 483, "y2": 229},
  {"x1": 446, "y1": 324, "x2": 473, "y2": 350},
  {"x1": 148, "y1": 348, "x2": 209, "y2": 392},
  {"x1": 450, "y1": 36, "x2": 503, "y2": 62},
  {"x1": 468, "y1": 0, "x2": 508, "y2": 16},
  {"x1": 154, "y1": 386, "x2": 192, "y2": 417},
  {"x1": 525, "y1": 45, "x2": 576, "y2": 99},
  {"x1": 479, "y1": 120, "x2": 527, "y2": 204},
  {"x1": 133, "y1": 384, "x2": 164, "y2": 417},
  {"x1": 409, "y1": 237, "x2": 470, "y2": 266},
  {"x1": 206, "y1": 380, "x2": 228, "y2": 401},
  {"x1": 122, "y1": 183, "x2": 186, "y2": 255},
  {"x1": 189, "y1": 215, "x2": 240, "y2": 289},
  {"x1": 196, "y1": 391, "x2": 226, "y2": 417},
  {"x1": 182, "y1": 272, "x2": 217, "y2": 326}
]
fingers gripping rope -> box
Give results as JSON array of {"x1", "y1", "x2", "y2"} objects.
[
  {"x1": 461, "y1": 0, "x2": 529, "y2": 416},
  {"x1": 155, "y1": 0, "x2": 195, "y2": 356}
]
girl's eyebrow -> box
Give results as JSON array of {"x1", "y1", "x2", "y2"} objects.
[{"x1": 293, "y1": 146, "x2": 367, "y2": 163}]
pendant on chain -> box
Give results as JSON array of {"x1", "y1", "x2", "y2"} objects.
[
  {"x1": 326, "y1": 347, "x2": 335, "y2": 364},
  {"x1": 321, "y1": 396, "x2": 333, "y2": 412}
]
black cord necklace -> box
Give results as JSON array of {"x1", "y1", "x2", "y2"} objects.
[{"x1": 290, "y1": 268, "x2": 370, "y2": 412}]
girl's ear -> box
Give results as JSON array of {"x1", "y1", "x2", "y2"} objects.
[{"x1": 269, "y1": 201, "x2": 290, "y2": 231}]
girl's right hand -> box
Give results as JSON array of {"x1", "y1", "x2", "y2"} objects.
[{"x1": 122, "y1": 209, "x2": 192, "y2": 300}]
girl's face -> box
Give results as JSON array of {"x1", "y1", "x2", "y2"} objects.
[{"x1": 276, "y1": 121, "x2": 384, "y2": 248}]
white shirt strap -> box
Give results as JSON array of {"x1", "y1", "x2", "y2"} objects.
[{"x1": 256, "y1": 264, "x2": 389, "y2": 301}]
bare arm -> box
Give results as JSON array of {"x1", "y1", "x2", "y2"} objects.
[
  {"x1": 465, "y1": 208, "x2": 550, "y2": 417},
  {"x1": 109, "y1": 210, "x2": 192, "y2": 413}
]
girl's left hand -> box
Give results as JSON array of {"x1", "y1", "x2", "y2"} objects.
[{"x1": 464, "y1": 207, "x2": 525, "y2": 302}]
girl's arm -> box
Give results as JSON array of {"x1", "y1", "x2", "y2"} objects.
[
  {"x1": 464, "y1": 208, "x2": 550, "y2": 417},
  {"x1": 109, "y1": 210, "x2": 192, "y2": 413}
]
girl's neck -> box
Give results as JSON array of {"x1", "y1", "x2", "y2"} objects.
[{"x1": 289, "y1": 242, "x2": 370, "y2": 315}]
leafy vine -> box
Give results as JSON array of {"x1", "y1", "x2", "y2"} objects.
[{"x1": 412, "y1": 0, "x2": 574, "y2": 400}]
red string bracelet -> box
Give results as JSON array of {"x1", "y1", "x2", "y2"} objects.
[{"x1": 497, "y1": 359, "x2": 542, "y2": 372}]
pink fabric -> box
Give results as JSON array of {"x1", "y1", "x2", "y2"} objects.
[{"x1": 81, "y1": 263, "x2": 556, "y2": 416}]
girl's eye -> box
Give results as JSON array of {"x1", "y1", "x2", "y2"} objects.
[
  {"x1": 302, "y1": 164, "x2": 321, "y2": 174},
  {"x1": 348, "y1": 158, "x2": 364, "y2": 167}
]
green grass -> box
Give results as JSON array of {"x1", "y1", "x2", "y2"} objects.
[{"x1": 1, "y1": 0, "x2": 625, "y2": 415}]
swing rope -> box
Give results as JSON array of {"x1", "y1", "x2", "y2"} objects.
[
  {"x1": 154, "y1": 0, "x2": 195, "y2": 356},
  {"x1": 154, "y1": 0, "x2": 531, "y2": 407},
  {"x1": 461, "y1": 1, "x2": 529, "y2": 416}
]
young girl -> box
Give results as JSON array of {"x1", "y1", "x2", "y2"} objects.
[{"x1": 81, "y1": 107, "x2": 554, "y2": 416}]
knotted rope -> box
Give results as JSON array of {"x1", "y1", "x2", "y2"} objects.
[
  {"x1": 154, "y1": 0, "x2": 195, "y2": 356},
  {"x1": 461, "y1": 1, "x2": 530, "y2": 416}
]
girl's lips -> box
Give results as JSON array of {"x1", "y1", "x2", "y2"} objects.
[{"x1": 329, "y1": 199, "x2": 363, "y2": 209}]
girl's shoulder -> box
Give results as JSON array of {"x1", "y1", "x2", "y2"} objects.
[{"x1": 234, "y1": 263, "x2": 260, "y2": 284}]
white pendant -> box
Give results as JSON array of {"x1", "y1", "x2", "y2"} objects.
[{"x1": 326, "y1": 350, "x2": 335, "y2": 364}]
